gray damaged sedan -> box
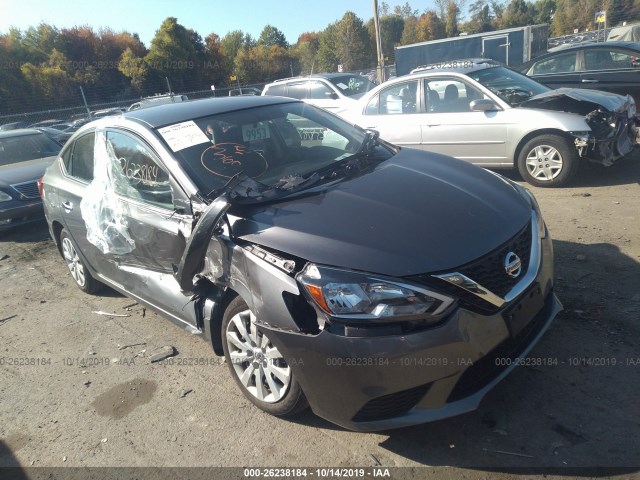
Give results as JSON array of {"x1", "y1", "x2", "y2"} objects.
[
  {"x1": 42, "y1": 96, "x2": 561, "y2": 431},
  {"x1": 338, "y1": 59, "x2": 640, "y2": 187}
]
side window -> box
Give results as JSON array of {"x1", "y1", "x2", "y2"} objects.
[
  {"x1": 585, "y1": 49, "x2": 634, "y2": 70},
  {"x1": 375, "y1": 80, "x2": 418, "y2": 115},
  {"x1": 309, "y1": 81, "x2": 334, "y2": 99},
  {"x1": 365, "y1": 94, "x2": 380, "y2": 115},
  {"x1": 106, "y1": 131, "x2": 173, "y2": 209},
  {"x1": 532, "y1": 52, "x2": 578, "y2": 75},
  {"x1": 64, "y1": 133, "x2": 95, "y2": 182},
  {"x1": 286, "y1": 82, "x2": 308, "y2": 100},
  {"x1": 424, "y1": 78, "x2": 484, "y2": 113}
]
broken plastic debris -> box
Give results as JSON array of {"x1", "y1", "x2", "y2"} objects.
[
  {"x1": 149, "y1": 346, "x2": 177, "y2": 363},
  {"x1": 93, "y1": 311, "x2": 131, "y2": 318}
]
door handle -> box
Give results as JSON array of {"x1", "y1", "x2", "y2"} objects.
[
  {"x1": 62, "y1": 201, "x2": 73, "y2": 212},
  {"x1": 425, "y1": 123, "x2": 440, "y2": 127},
  {"x1": 581, "y1": 79, "x2": 599, "y2": 83}
]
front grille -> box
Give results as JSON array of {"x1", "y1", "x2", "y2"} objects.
[
  {"x1": 410, "y1": 221, "x2": 533, "y2": 313},
  {"x1": 11, "y1": 181, "x2": 40, "y2": 199},
  {"x1": 447, "y1": 291, "x2": 552, "y2": 402},
  {"x1": 352, "y1": 384, "x2": 431, "y2": 423},
  {"x1": 457, "y1": 222, "x2": 532, "y2": 298}
]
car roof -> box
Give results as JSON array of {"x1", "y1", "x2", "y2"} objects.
[
  {"x1": 408, "y1": 58, "x2": 502, "y2": 76},
  {"x1": 122, "y1": 95, "x2": 299, "y2": 129},
  {"x1": 267, "y1": 73, "x2": 365, "y2": 84},
  {"x1": 0, "y1": 128, "x2": 45, "y2": 139}
]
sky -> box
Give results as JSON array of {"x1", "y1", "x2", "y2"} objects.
[{"x1": 0, "y1": 0, "x2": 438, "y2": 46}]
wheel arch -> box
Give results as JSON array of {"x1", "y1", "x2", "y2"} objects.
[
  {"x1": 206, "y1": 287, "x2": 240, "y2": 356},
  {"x1": 513, "y1": 129, "x2": 577, "y2": 165},
  {"x1": 51, "y1": 220, "x2": 65, "y2": 256}
]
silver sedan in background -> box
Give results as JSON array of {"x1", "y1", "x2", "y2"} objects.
[{"x1": 338, "y1": 59, "x2": 640, "y2": 187}]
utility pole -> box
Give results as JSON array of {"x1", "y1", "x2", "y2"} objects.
[{"x1": 372, "y1": 0, "x2": 385, "y2": 83}]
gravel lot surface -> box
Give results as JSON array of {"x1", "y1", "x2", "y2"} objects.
[{"x1": 1, "y1": 155, "x2": 639, "y2": 479}]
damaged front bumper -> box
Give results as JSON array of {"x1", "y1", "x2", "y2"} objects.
[{"x1": 571, "y1": 112, "x2": 640, "y2": 166}]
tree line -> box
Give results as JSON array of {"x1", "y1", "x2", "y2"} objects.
[{"x1": 1, "y1": 0, "x2": 639, "y2": 115}]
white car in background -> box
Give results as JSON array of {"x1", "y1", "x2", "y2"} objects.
[{"x1": 262, "y1": 73, "x2": 376, "y2": 112}]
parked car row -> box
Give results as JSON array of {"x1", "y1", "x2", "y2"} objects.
[{"x1": 4, "y1": 50, "x2": 638, "y2": 432}]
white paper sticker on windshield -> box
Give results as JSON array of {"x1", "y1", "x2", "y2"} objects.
[
  {"x1": 158, "y1": 121, "x2": 210, "y2": 152},
  {"x1": 336, "y1": 82, "x2": 348, "y2": 90}
]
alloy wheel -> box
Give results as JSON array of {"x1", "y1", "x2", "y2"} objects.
[
  {"x1": 525, "y1": 145, "x2": 563, "y2": 181},
  {"x1": 62, "y1": 237, "x2": 86, "y2": 287},
  {"x1": 225, "y1": 309, "x2": 291, "y2": 403}
]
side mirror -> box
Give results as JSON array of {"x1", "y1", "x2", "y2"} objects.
[
  {"x1": 326, "y1": 91, "x2": 339, "y2": 99},
  {"x1": 470, "y1": 99, "x2": 498, "y2": 112}
]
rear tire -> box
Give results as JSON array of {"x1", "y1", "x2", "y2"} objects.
[
  {"x1": 517, "y1": 134, "x2": 579, "y2": 187},
  {"x1": 222, "y1": 295, "x2": 308, "y2": 417},
  {"x1": 60, "y1": 229, "x2": 101, "y2": 294}
]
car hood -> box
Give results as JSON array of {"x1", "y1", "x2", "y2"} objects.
[
  {"x1": 520, "y1": 87, "x2": 635, "y2": 115},
  {"x1": 0, "y1": 156, "x2": 55, "y2": 188},
  {"x1": 230, "y1": 149, "x2": 532, "y2": 277}
]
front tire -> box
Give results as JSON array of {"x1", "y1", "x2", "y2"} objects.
[
  {"x1": 60, "y1": 229, "x2": 101, "y2": 294},
  {"x1": 517, "y1": 134, "x2": 579, "y2": 187},
  {"x1": 222, "y1": 295, "x2": 308, "y2": 417}
]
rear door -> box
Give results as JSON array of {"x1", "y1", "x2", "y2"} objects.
[
  {"x1": 356, "y1": 79, "x2": 422, "y2": 148},
  {"x1": 525, "y1": 51, "x2": 581, "y2": 89},
  {"x1": 57, "y1": 130, "x2": 118, "y2": 279},
  {"x1": 581, "y1": 47, "x2": 640, "y2": 102}
]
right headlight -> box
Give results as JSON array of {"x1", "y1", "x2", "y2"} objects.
[
  {"x1": 0, "y1": 191, "x2": 13, "y2": 202},
  {"x1": 297, "y1": 264, "x2": 454, "y2": 324}
]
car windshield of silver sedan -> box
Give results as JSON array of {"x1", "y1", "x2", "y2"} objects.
[
  {"x1": 467, "y1": 66, "x2": 550, "y2": 107},
  {"x1": 158, "y1": 102, "x2": 376, "y2": 200}
]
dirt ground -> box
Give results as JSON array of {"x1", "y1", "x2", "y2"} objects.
[{"x1": 0, "y1": 153, "x2": 639, "y2": 480}]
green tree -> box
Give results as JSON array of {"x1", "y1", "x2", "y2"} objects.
[
  {"x1": 464, "y1": 0, "x2": 495, "y2": 33},
  {"x1": 317, "y1": 12, "x2": 371, "y2": 72},
  {"x1": 497, "y1": 0, "x2": 535, "y2": 29},
  {"x1": 257, "y1": 25, "x2": 289, "y2": 48},
  {"x1": 118, "y1": 47, "x2": 147, "y2": 91},
  {"x1": 145, "y1": 17, "x2": 200, "y2": 91}
]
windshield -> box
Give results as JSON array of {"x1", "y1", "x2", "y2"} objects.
[
  {"x1": 0, "y1": 133, "x2": 61, "y2": 166},
  {"x1": 156, "y1": 102, "x2": 370, "y2": 197},
  {"x1": 327, "y1": 75, "x2": 377, "y2": 99},
  {"x1": 467, "y1": 66, "x2": 551, "y2": 107}
]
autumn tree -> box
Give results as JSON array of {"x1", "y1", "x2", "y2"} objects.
[{"x1": 292, "y1": 32, "x2": 320, "y2": 75}]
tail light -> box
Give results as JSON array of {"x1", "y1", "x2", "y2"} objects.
[{"x1": 37, "y1": 177, "x2": 45, "y2": 199}]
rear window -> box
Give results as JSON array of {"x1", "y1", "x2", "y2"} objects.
[
  {"x1": 0, "y1": 133, "x2": 61, "y2": 166},
  {"x1": 264, "y1": 84, "x2": 286, "y2": 96}
]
